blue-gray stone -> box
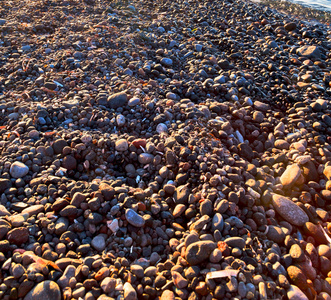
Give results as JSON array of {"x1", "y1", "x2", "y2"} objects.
[
  {"x1": 125, "y1": 209, "x2": 145, "y2": 227},
  {"x1": 212, "y1": 213, "x2": 224, "y2": 232}
]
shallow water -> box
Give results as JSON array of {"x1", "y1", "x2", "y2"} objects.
[{"x1": 291, "y1": 0, "x2": 331, "y2": 11}]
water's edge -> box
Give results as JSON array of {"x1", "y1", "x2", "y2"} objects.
[{"x1": 252, "y1": 0, "x2": 331, "y2": 24}]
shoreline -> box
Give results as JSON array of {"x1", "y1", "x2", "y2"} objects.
[{"x1": 254, "y1": 0, "x2": 331, "y2": 24}]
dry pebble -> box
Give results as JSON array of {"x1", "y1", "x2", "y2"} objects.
[{"x1": 0, "y1": 0, "x2": 330, "y2": 299}]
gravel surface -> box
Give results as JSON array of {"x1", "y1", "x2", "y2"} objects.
[{"x1": 0, "y1": 0, "x2": 331, "y2": 299}]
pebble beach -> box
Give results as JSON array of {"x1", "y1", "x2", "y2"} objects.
[{"x1": 0, "y1": 0, "x2": 331, "y2": 299}]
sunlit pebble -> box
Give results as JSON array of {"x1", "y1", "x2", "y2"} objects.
[{"x1": 156, "y1": 123, "x2": 167, "y2": 134}]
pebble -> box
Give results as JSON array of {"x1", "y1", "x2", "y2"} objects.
[
  {"x1": 91, "y1": 235, "x2": 106, "y2": 251},
  {"x1": 115, "y1": 139, "x2": 128, "y2": 152},
  {"x1": 125, "y1": 209, "x2": 145, "y2": 227},
  {"x1": 272, "y1": 194, "x2": 309, "y2": 226},
  {"x1": 10, "y1": 161, "x2": 29, "y2": 178},
  {"x1": 280, "y1": 164, "x2": 302, "y2": 188}
]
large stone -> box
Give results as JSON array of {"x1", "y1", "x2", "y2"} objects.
[
  {"x1": 53, "y1": 139, "x2": 68, "y2": 154},
  {"x1": 297, "y1": 45, "x2": 321, "y2": 59},
  {"x1": 267, "y1": 225, "x2": 285, "y2": 244},
  {"x1": 21, "y1": 205, "x2": 44, "y2": 217},
  {"x1": 24, "y1": 281, "x2": 61, "y2": 300},
  {"x1": 10, "y1": 162, "x2": 29, "y2": 178},
  {"x1": 272, "y1": 194, "x2": 309, "y2": 226},
  {"x1": 185, "y1": 241, "x2": 216, "y2": 265},
  {"x1": 174, "y1": 185, "x2": 190, "y2": 204},
  {"x1": 303, "y1": 222, "x2": 328, "y2": 245},
  {"x1": 107, "y1": 92, "x2": 128, "y2": 109},
  {"x1": 280, "y1": 164, "x2": 301, "y2": 188}
]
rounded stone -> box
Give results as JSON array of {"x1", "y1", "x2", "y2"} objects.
[
  {"x1": 272, "y1": 194, "x2": 309, "y2": 226},
  {"x1": 10, "y1": 162, "x2": 29, "y2": 178},
  {"x1": 125, "y1": 209, "x2": 145, "y2": 227},
  {"x1": 91, "y1": 235, "x2": 106, "y2": 251},
  {"x1": 115, "y1": 139, "x2": 128, "y2": 152}
]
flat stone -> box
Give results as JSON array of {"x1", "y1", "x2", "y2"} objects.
[
  {"x1": 125, "y1": 209, "x2": 145, "y2": 227},
  {"x1": 297, "y1": 45, "x2": 321, "y2": 59},
  {"x1": 280, "y1": 164, "x2": 301, "y2": 188},
  {"x1": 185, "y1": 241, "x2": 216, "y2": 265},
  {"x1": 224, "y1": 237, "x2": 245, "y2": 249},
  {"x1": 21, "y1": 205, "x2": 44, "y2": 217},
  {"x1": 107, "y1": 92, "x2": 128, "y2": 109},
  {"x1": 24, "y1": 281, "x2": 61, "y2": 300},
  {"x1": 272, "y1": 194, "x2": 308, "y2": 226},
  {"x1": 7, "y1": 227, "x2": 29, "y2": 245},
  {"x1": 10, "y1": 161, "x2": 29, "y2": 178},
  {"x1": 138, "y1": 153, "x2": 154, "y2": 164}
]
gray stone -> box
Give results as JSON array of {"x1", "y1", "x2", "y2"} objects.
[
  {"x1": 107, "y1": 92, "x2": 128, "y2": 109},
  {"x1": 91, "y1": 235, "x2": 106, "y2": 251},
  {"x1": 10, "y1": 162, "x2": 29, "y2": 178},
  {"x1": 212, "y1": 213, "x2": 224, "y2": 232},
  {"x1": 272, "y1": 194, "x2": 309, "y2": 226},
  {"x1": 297, "y1": 45, "x2": 321, "y2": 59},
  {"x1": 115, "y1": 139, "x2": 128, "y2": 152},
  {"x1": 224, "y1": 237, "x2": 246, "y2": 249},
  {"x1": 161, "y1": 57, "x2": 173, "y2": 66},
  {"x1": 125, "y1": 209, "x2": 145, "y2": 227}
]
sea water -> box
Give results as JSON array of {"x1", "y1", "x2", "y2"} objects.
[{"x1": 291, "y1": 0, "x2": 331, "y2": 11}]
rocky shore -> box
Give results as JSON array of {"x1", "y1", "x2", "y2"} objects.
[{"x1": 0, "y1": 0, "x2": 331, "y2": 299}]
